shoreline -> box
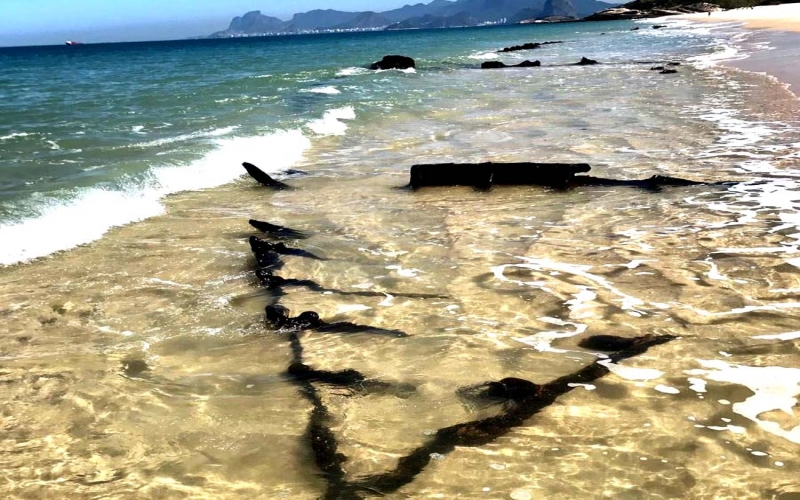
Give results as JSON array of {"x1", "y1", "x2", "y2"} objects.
[{"x1": 672, "y1": 4, "x2": 800, "y2": 95}]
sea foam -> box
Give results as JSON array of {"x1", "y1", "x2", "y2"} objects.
[
  {"x1": 307, "y1": 107, "x2": 356, "y2": 136},
  {"x1": 0, "y1": 129, "x2": 311, "y2": 266}
]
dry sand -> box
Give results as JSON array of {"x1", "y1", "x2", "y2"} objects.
[
  {"x1": 676, "y1": 3, "x2": 800, "y2": 31},
  {"x1": 673, "y1": 4, "x2": 800, "y2": 95}
]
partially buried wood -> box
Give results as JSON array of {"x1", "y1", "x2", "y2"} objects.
[
  {"x1": 265, "y1": 305, "x2": 408, "y2": 337},
  {"x1": 407, "y1": 162, "x2": 591, "y2": 190},
  {"x1": 569, "y1": 174, "x2": 732, "y2": 191},
  {"x1": 242, "y1": 162, "x2": 292, "y2": 189},
  {"x1": 249, "y1": 236, "x2": 326, "y2": 260},
  {"x1": 322, "y1": 333, "x2": 678, "y2": 499},
  {"x1": 249, "y1": 219, "x2": 309, "y2": 239}
]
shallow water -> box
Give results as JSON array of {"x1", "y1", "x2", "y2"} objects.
[{"x1": 1, "y1": 19, "x2": 800, "y2": 500}]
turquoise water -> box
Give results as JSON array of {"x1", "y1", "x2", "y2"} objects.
[{"x1": 0, "y1": 20, "x2": 731, "y2": 264}]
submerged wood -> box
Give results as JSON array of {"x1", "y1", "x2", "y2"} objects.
[
  {"x1": 238, "y1": 207, "x2": 679, "y2": 499},
  {"x1": 288, "y1": 362, "x2": 416, "y2": 397},
  {"x1": 249, "y1": 236, "x2": 326, "y2": 260},
  {"x1": 407, "y1": 163, "x2": 734, "y2": 191},
  {"x1": 407, "y1": 162, "x2": 591, "y2": 189},
  {"x1": 249, "y1": 219, "x2": 309, "y2": 239},
  {"x1": 329, "y1": 334, "x2": 677, "y2": 498},
  {"x1": 265, "y1": 305, "x2": 409, "y2": 337},
  {"x1": 254, "y1": 272, "x2": 445, "y2": 300},
  {"x1": 569, "y1": 174, "x2": 733, "y2": 191},
  {"x1": 242, "y1": 162, "x2": 292, "y2": 189}
]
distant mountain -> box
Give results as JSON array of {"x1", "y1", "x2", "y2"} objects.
[
  {"x1": 333, "y1": 12, "x2": 394, "y2": 30},
  {"x1": 381, "y1": 0, "x2": 458, "y2": 22},
  {"x1": 208, "y1": 0, "x2": 615, "y2": 37},
  {"x1": 285, "y1": 9, "x2": 362, "y2": 31},
  {"x1": 227, "y1": 11, "x2": 284, "y2": 34},
  {"x1": 542, "y1": 0, "x2": 579, "y2": 18},
  {"x1": 386, "y1": 12, "x2": 480, "y2": 30}
]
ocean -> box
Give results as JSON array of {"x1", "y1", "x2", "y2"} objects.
[{"x1": 1, "y1": 19, "x2": 799, "y2": 499}]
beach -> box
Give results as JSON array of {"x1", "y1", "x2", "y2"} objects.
[
  {"x1": 675, "y1": 4, "x2": 800, "y2": 94},
  {"x1": 1, "y1": 14, "x2": 800, "y2": 499}
]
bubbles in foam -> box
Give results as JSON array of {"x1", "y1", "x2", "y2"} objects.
[
  {"x1": 468, "y1": 51, "x2": 498, "y2": 60},
  {"x1": 126, "y1": 126, "x2": 238, "y2": 149},
  {"x1": 307, "y1": 107, "x2": 356, "y2": 136},
  {"x1": 0, "y1": 132, "x2": 33, "y2": 141},
  {"x1": 300, "y1": 86, "x2": 341, "y2": 95},
  {"x1": 337, "y1": 67, "x2": 369, "y2": 77},
  {"x1": 0, "y1": 189, "x2": 165, "y2": 266},
  {"x1": 686, "y1": 360, "x2": 800, "y2": 444}
]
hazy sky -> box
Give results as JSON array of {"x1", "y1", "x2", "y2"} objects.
[{"x1": 0, "y1": 0, "x2": 418, "y2": 46}]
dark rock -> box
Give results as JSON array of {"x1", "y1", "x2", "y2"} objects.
[
  {"x1": 652, "y1": 24, "x2": 667, "y2": 29},
  {"x1": 582, "y1": 7, "x2": 646, "y2": 21},
  {"x1": 500, "y1": 42, "x2": 541, "y2": 52},
  {"x1": 631, "y1": 27, "x2": 640, "y2": 30},
  {"x1": 667, "y1": 62, "x2": 681, "y2": 66},
  {"x1": 499, "y1": 41, "x2": 562, "y2": 52},
  {"x1": 369, "y1": 55, "x2": 415, "y2": 70},
  {"x1": 660, "y1": 68, "x2": 678, "y2": 74},
  {"x1": 122, "y1": 359, "x2": 150, "y2": 378},
  {"x1": 481, "y1": 60, "x2": 541, "y2": 69},
  {"x1": 575, "y1": 57, "x2": 599, "y2": 65},
  {"x1": 650, "y1": 66, "x2": 665, "y2": 71},
  {"x1": 407, "y1": 162, "x2": 591, "y2": 190},
  {"x1": 242, "y1": 162, "x2": 291, "y2": 189},
  {"x1": 582, "y1": 3, "x2": 720, "y2": 22}
]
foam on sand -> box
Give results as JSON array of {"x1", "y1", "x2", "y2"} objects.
[{"x1": 686, "y1": 360, "x2": 800, "y2": 444}]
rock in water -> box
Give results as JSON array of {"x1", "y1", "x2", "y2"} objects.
[
  {"x1": 242, "y1": 162, "x2": 291, "y2": 189},
  {"x1": 481, "y1": 60, "x2": 540, "y2": 69},
  {"x1": 500, "y1": 42, "x2": 541, "y2": 52},
  {"x1": 369, "y1": 55, "x2": 415, "y2": 70},
  {"x1": 575, "y1": 57, "x2": 599, "y2": 65}
]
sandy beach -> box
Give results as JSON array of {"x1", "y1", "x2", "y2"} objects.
[
  {"x1": 679, "y1": 3, "x2": 800, "y2": 31},
  {"x1": 674, "y1": 4, "x2": 800, "y2": 94}
]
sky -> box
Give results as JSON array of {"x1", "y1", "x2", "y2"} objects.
[{"x1": 0, "y1": 0, "x2": 418, "y2": 46}]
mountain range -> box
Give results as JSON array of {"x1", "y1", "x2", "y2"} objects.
[{"x1": 209, "y1": 0, "x2": 614, "y2": 37}]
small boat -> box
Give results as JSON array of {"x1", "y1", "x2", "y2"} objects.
[{"x1": 65, "y1": 40, "x2": 82, "y2": 46}]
